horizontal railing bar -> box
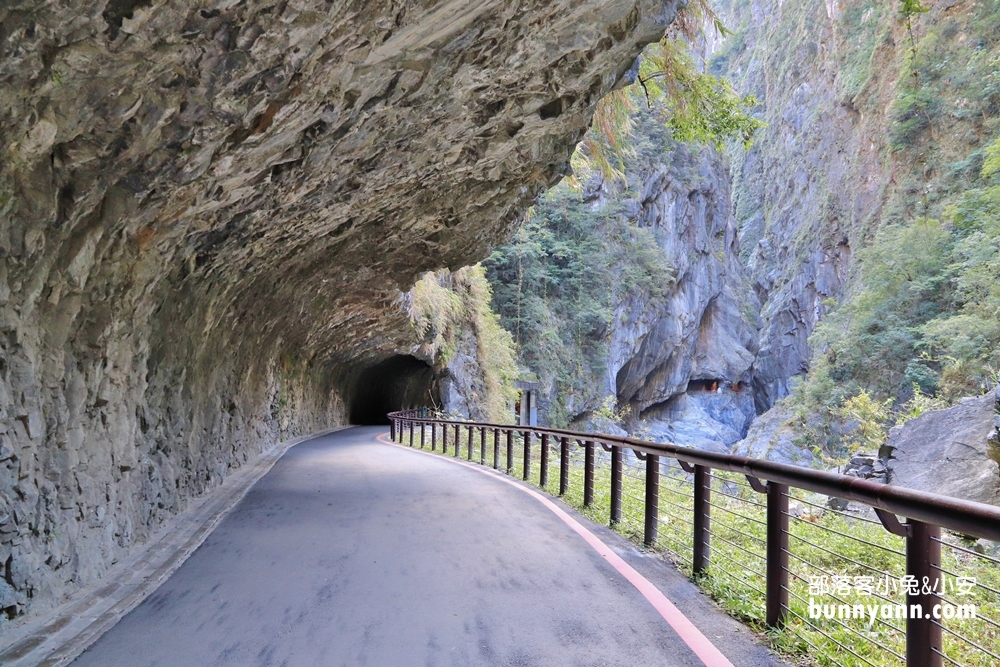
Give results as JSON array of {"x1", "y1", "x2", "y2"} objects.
[
  {"x1": 932, "y1": 537, "x2": 1000, "y2": 565},
  {"x1": 395, "y1": 409, "x2": 998, "y2": 667},
  {"x1": 788, "y1": 515, "x2": 907, "y2": 557},
  {"x1": 390, "y1": 411, "x2": 1000, "y2": 541},
  {"x1": 930, "y1": 646, "x2": 963, "y2": 667},
  {"x1": 929, "y1": 619, "x2": 1000, "y2": 661}
]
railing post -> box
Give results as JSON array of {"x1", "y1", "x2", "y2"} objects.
[
  {"x1": 523, "y1": 431, "x2": 531, "y2": 481},
  {"x1": 584, "y1": 441, "x2": 595, "y2": 506},
  {"x1": 506, "y1": 430, "x2": 514, "y2": 474},
  {"x1": 539, "y1": 434, "x2": 549, "y2": 488},
  {"x1": 454, "y1": 425, "x2": 460, "y2": 458},
  {"x1": 420, "y1": 422, "x2": 425, "y2": 448},
  {"x1": 610, "y1": 446, "x2": 622, "y2": 526},
  {"x1": 431, "y1": 423, "x2": 437, "y2": 451},
  {"x1": 766, "y1": 482, "x2": 789, "y2": 629},
  {"x1": 493, "y1": 429, "x2": 500, "y2": 470},
  {"x1": 559, "y1": 437, "x2": 570, "y2": 496},
  {"x1": 693, "y1": 465, "x2": 711, "y2": 576},
  {"x1": 409, "y1": 421, "x2": 414, "y2": 447},
  {"x1": 644, "y1": 454, "x2": 659, "y2": 547},
  {"x1": 442, "y1": 422, "x2": 448, "y2": 453},
  {"x1": 390, "y1": 419, "x2": 395, "y2": 442},
  {"x1": 480, "y1": 427, "x2": 487, "y2": 465},
  {"x1": 467, "y1": 426, "x2": 473, "y2": 460},
  {"x1": 907, "y1": 521, "x2": 942, "y2": 667}
]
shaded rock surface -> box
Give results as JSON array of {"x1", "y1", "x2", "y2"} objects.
[
  {"x1": 640, "y1": 389, "x2": 755, "y2": 453},
  {"x1": 885, "y1": 395, "x2": 1000, "y2": 506},
  {"x1": 611, "y1": 143, "x2": 759, "y2": 425},
  {"x1": 0, "y1": 0, "x2": 680, "y2": 621},
  {"x1": 712, "y1": 0, "x2": 891, "y2": 410}
]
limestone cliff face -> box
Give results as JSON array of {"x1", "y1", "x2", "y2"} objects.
[
  {"x1": 531, "y1": 0, "x2": 917, "y2": 451},
  {"x1": 0, "y1": 0, "x2": 681, "y2": 620},
  {"x1": 493, "y1": 1, "x2": 907, "y2": 455},
  {"x1": 508, "y1": 117, "x2": 762, "y2": 446},
  {"x1": 501, "y1": 1, "x2": 899, "y2": 448},
  {"x1": 713, "y1": 0, "x2": 895, "y2": 409},
  {"x1": 715, "y1": 0, "x2": 1000, "y2": 466},
  {"x1": 608, "y1": 142, "x2": 759, "y2": 448}
]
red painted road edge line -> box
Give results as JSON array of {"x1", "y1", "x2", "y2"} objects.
[{"x1": 376, "y1": 432, "x2": 735, "y2": 667}]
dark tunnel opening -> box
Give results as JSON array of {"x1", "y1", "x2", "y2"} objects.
[{"x1": 347, "y1": 355, "x2": 439, "y2": 425}]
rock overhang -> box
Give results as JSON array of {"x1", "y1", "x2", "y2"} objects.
[{"x1": 0, "y1": 0, "x2": 684, "y2": 617}]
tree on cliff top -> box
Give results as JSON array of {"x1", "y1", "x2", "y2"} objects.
[{"x1": 579, "y1": 1, "x2": 763, "y2": 181}]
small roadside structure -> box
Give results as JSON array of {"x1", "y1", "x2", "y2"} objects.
[{"x1": 514, "y1": 378, "x2": 541, "y2": 426}]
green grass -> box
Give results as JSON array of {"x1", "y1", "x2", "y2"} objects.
[{"x1": 407, "y1": 424, "x2": 1000, "y2": 666}]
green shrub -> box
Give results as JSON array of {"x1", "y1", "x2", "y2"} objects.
[
  {"x1": 889, "y1": 87, "x2": 940, "y2": 150},
  {"x1": 409, "y1": 266, "x2": 519, "y2": 422}
]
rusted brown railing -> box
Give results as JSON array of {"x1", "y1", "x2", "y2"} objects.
[{"x1": 388, "y1": 409, "x2": 1000, "y2": 667}]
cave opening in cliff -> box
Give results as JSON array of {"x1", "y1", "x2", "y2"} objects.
[
  {"x1": 688, "y1": 379, "x2": 723, "y2": 392},
  {"x1": 347, "y1": 355, "x2": 439, "y2": 425}
]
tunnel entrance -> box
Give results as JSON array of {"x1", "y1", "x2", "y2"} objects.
[{"x1": 347, "y1": 355, "x2": 439, "y2": 425}]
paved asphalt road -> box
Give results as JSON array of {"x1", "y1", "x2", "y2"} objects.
[{"x1": 72, "y1": 426, "x2": 782, "y2": 667}]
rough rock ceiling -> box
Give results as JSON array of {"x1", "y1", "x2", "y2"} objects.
[
  {"x1": 2, "y1": 0, "x2": 680, "y2": 368},
  {"x1": 0, "y1": 0, "x2": 680, "y2": 618}
]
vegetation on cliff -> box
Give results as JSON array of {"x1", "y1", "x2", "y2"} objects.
[
  {"x1": 408, "y1": 267, "x2": 519, "y2": 423},
  {"x1": 483, "y1": 177, "x2": 673, "y2": 426},
  {"x1": 770, "y1": 0, "x2": 1000, "y2": 456},
  {"x1": 583, "y1": 4, "x2": 764, "y2": 180}
]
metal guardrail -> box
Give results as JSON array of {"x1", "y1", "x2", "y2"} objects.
[{"x1": 389, "y1": 408, "x2": 1000, "y2": 667}]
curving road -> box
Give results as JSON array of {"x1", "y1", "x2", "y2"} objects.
[{"x1": 71, "y1": 427, "x2": 782, "y2": 667}]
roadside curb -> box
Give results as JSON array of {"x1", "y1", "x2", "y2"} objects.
[{"x1": 0, "y1": 426, "x2": 348, "y2": 667}]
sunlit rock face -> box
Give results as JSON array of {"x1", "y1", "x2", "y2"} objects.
[
  {"x1": 885, "y1": 395, "x2": 1000, "y2": 506},
  {"x1": 712, "y1": 0, "x2": 887, "y2": 410},
  {"x1": 0, "y1": 0, "x2": 679, "y2": 618}
]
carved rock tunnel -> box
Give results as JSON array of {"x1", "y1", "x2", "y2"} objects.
[
  {"x1": 347, "y1": 355, "x2": 439, "y2": 425},
  {"x1": 0, "y1": 0, "x2": 681, "y2": 622}
]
